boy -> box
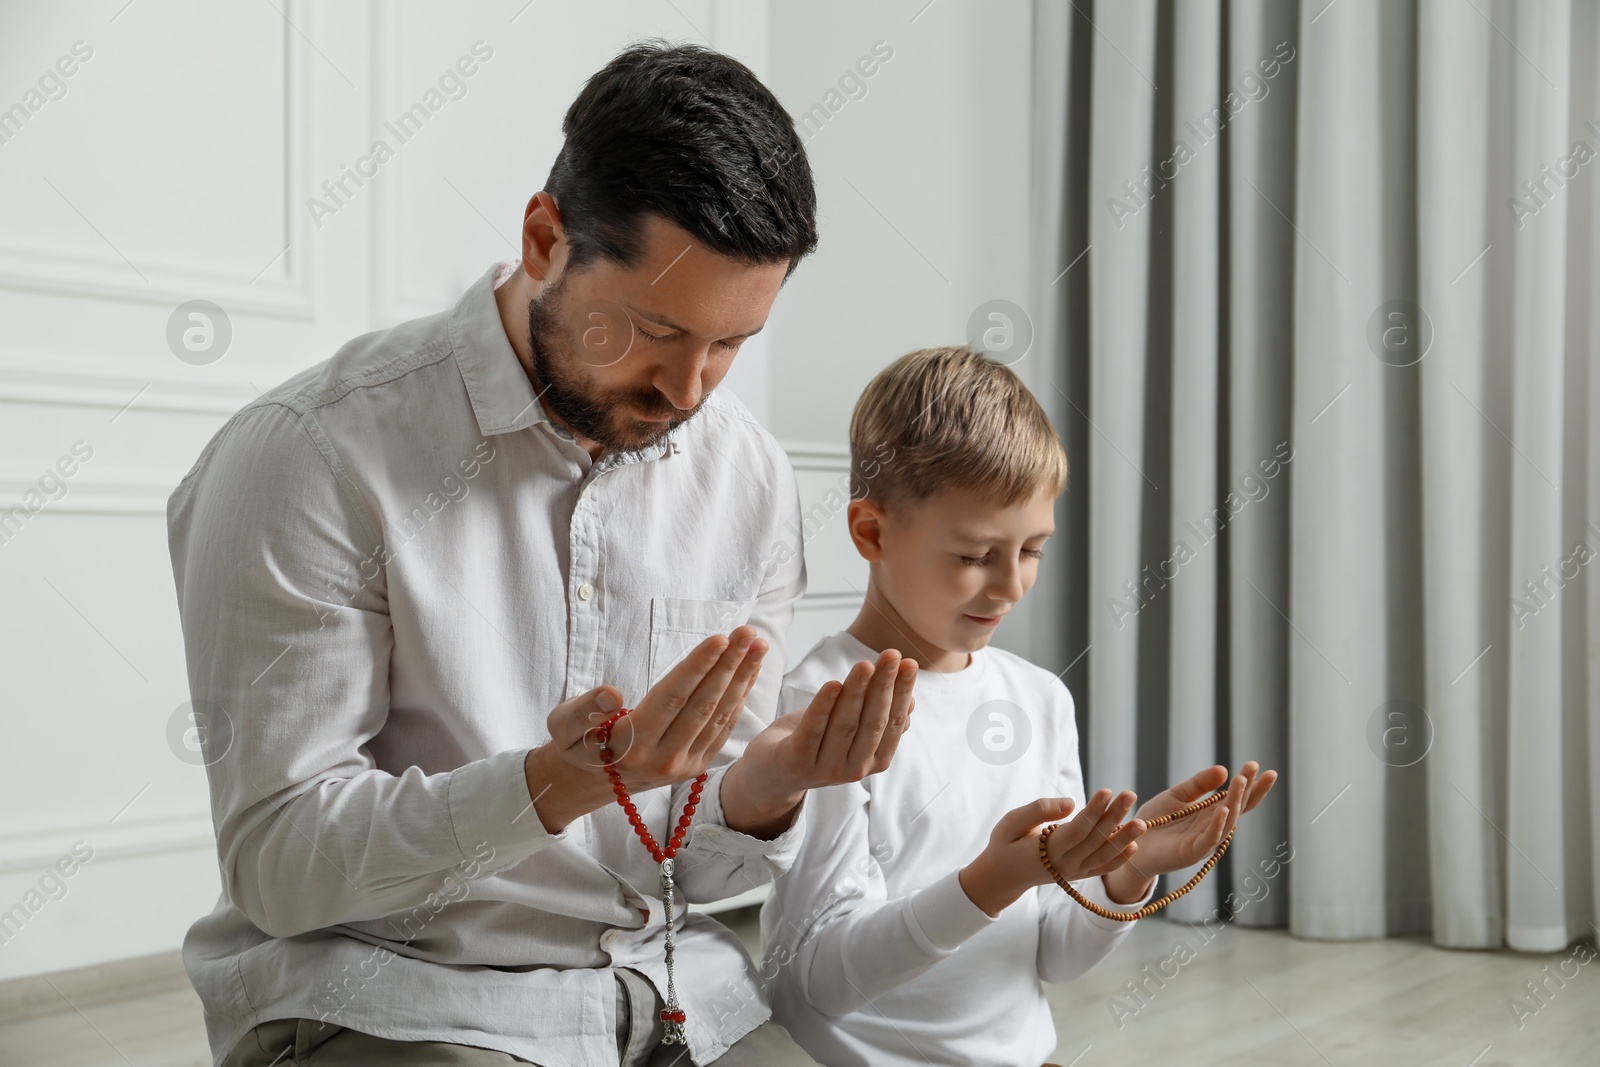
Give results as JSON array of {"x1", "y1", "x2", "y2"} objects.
[{"x1": 761, "y1": 347, "x2": 1275, "y2": 1067}]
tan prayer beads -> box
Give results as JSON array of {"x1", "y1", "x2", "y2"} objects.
[{"x1": 1038, "y1": 787, "x2": 1234, "y2": 921}]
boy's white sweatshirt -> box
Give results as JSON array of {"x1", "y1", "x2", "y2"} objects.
[{"x1": 762, "y1": 630, "x2": 1157, "y2": 1067}]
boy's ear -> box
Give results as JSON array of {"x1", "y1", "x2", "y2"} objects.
[{"x1": 846, "y1": 497, "x2": 888, "y2": 561}]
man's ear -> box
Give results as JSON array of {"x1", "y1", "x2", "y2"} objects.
[
  {"x1": 846, "y1": 497, "x2": 888, "y2": 561},
  {"x1": 522, "y1": 191, "x2": 568, "y2": 283}
]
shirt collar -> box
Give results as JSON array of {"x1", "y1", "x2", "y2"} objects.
[
  {"x1": 448, "y1": 260, "x2": 682, "y2": 466},
  {"x1": 448, "y1": 260, "x2": 552, "y2": 438}
]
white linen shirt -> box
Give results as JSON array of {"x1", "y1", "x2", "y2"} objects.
[{"x1": 166, "y1": 259, "x2": 808, "y2": 1067}]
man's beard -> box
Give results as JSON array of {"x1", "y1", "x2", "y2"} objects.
[{"x1": 525, "y1": 275, "x2": 702, "y2": 455}]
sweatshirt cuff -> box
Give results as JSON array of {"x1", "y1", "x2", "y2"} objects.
[
  {"x1": 445, "y1": 747, "x2": 565, "y2": 872},
  {"x1": 907, "y1": 869, "x2": 998, "y2": 953},
  {"x1": 1072, "y1": 873, "x2": 1159, "y2": 932}
]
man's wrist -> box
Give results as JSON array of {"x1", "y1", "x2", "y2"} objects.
[{"x1": 523, "y1": 744, "x2": 610, "y2": 834}]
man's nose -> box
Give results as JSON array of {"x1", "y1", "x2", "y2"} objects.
[{"x1": 654, "y1": 350, "x2": 709, "y2": 410}]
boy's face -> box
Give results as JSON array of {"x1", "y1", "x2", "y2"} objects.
[{"x1": 855, "y1": 485, "x2": 1057, "y2": 662}]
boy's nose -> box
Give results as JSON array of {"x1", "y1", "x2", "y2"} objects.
[{"x1": 988, "y1": 568, "x2": 1025, "y2": 603}]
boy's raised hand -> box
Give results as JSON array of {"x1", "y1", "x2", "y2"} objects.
[
  {"x1": 959, "y1": 789, "x2": 1145, "y2": 918},
  {"x1": 721, "y1": 648, "x2": 918, "y2": 836}
]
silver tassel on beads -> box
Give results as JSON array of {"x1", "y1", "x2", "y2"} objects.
[{"x1": 658, "y1": 858, "x2": 687, "y2": 1045}]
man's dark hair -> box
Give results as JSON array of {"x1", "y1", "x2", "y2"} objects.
[{"x1": 545, "y1": 41, "x2": 818, "y2": 278}]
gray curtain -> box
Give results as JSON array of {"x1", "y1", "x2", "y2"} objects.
[{"x1": 1027, "y1": 0, "x2": 1599, "y2": 950}]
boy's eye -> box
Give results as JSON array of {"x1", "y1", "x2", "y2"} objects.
[{"x1": 961, "y1": 548, "x2": 1046, "y2": 565}]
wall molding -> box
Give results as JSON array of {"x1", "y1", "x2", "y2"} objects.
[
  {"x1": 0, "y1": 352, "x2": 260, "y2": 417},
  {"x1": 793, "y1": 591, "x2": 861, "y2": 612},
  {"x1": 0, "y1": 812, "x2": 214, "y2": 876},
  {"x1": 780, "y1": 442, "x2": 864, "y2": 607},
  {"x1": 0, "y1": 433, "x2": 860, "y2": 521},
  {"x1": 0, "y1": 466, "x2": 179, "y2": 516},
  {"x1": 0, "y1": 0, "x2": 315, "y2": 319},
  {"x1": 781, "y1": 440, "x2": 850, "y2": 470},
  {"x1": 367, "y1": 5, "x2": 478, "y2": 328},
  {"x1": 0, "y1": 355, "x2": 254, "y2": 516},
  {"x1": 0, "y1": 435, "x2": 860, "y2": 520}
]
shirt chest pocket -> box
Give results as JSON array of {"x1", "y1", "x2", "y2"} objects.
[{"x1": 645, "y1": 596, "x2": 758, "y2": 689}]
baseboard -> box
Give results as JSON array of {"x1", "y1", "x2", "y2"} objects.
[{"x1": 0, "y1": 950, "x2": 190, "y2": 1024}]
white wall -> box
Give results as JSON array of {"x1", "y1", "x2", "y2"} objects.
[
  {"x1": 0, "y1": 0, "x2": 1036, "y2": 981},
  {"x1": 765, "y1": 0, "x2": 1038, "y2": 659}
]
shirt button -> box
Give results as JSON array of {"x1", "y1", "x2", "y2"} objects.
[
  {"x1": 603, "y1": 931, "x2": 619, "y2": 946},
  {"x1": 578, "y1": 583, "x2": 595, "y2": 601}
]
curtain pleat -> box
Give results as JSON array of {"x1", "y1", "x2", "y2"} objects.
[
  {"x1": 1417, "y1": 0, "x2": 1504, "y2": 949},
  {"x1": 1223, "y1": 0, "x2": 1296, "y2": 931},
  {"x1": 1290, "y1": 0, "x2": 1432, "y2": 942},
  {"x1": 1504, "y1": 0, "x2": 1577, "y2": 951},
  {"x1": 1163, "y1": 0, "x2": 1224, "y2": 923},
  {"x1": 1085, "y1": 0, "x2": 1160, "y2": 800}
]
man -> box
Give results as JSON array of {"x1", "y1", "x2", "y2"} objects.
[{"x1": 168, "y1": 43, "x2": 917, "y2": 1066}]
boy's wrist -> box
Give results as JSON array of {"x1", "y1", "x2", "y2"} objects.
[
  {"x1": 1101, "y1": 865, "x2": 1157, "y2": 905},
  {"x1": 958, "y1": 850, "x2": 1027, "y2": 918},
  {"x1": 720, "y1": 757, "x2": 806, "y2": 839}
]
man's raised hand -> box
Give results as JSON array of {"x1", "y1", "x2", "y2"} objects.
[
  {"x1": 526, "y1": 626, "x2": 767, "y2": 832},
  {"x1": 720, "y1": 648, "x2": 918, "y2": 838}
]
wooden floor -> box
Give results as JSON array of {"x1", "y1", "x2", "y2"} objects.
[
  {"x1": 1040, "y1": 918, "x2": 1599, "y2": 1066},
  {"x1": 2, "y1": 912, "x2": 1595, "y2": 1066}
]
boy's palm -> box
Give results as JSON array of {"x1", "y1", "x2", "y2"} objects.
[
  {"x1": 740, "y1": 650, "x2": 918, "y2": 796},
  {"x1": 1126, "y1": 762, "x2": 1278, "y2": 875},
  {"x1": 1040, "y1": 788, "x2": 1144, "y2": 882}
]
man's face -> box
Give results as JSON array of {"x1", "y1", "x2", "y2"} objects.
[{"x1": 527, "y1": 215, "x2": 788, "y2": 454}]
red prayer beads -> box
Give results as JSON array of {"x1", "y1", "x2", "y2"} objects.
[
  {"x1": 595, "y1": 708, "x2": 707, "y2": 861},
  {"x1": 593, "y1": 706, "x2": 703, "y2": 1045}
]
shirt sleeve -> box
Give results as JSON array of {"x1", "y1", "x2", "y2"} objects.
[
  {"x1": 166, "y1": 402, "x2": 562, "y2": 941},
  {"x1": 1035, "y1": 684, "x2": 1157, "y2": 984},
  {"x1": 671, "y1": 435, "x2": 809, "y2": 903},
  {"x1": 764, "y1": 719, "x2": 999, "y2": 1018}
]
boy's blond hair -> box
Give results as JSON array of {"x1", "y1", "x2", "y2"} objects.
[{"x1": 848, "y1": 345, "x2": 1067, "y2": 509}]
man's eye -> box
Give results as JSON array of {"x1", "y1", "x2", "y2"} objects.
[
  {"x1": 1023, "y1": 548, "x2": 1045, "y2": 560},
  {"x1": 638, "y1": 331, "x2": 669, "y2": 344},
  {"x1": 960, "y1": 554, "x2": 990, "y2": 566}
]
